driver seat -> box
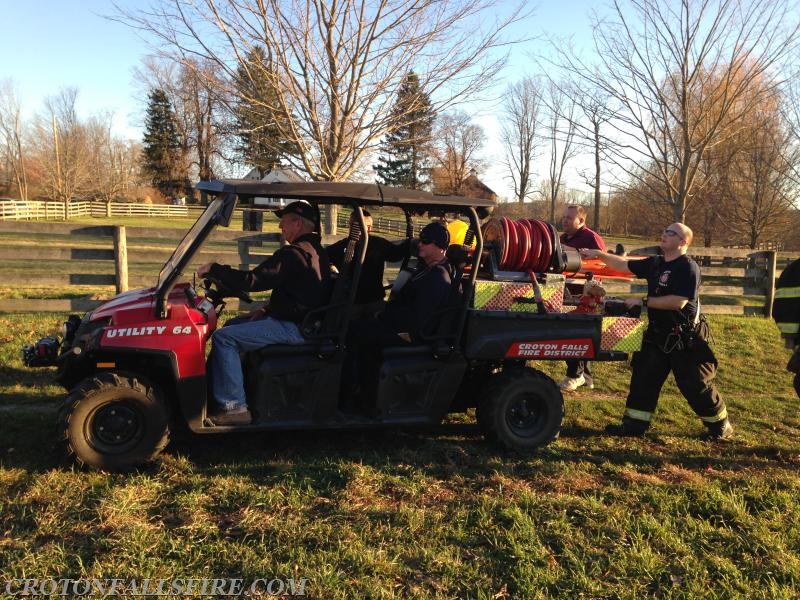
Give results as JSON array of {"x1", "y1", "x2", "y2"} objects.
[
  {"x1": 248, "y1": 214, "x2": 365, "y2": 358},
  {"x1": 243, "y1": 216, "x2": 366, "y2": 422}
]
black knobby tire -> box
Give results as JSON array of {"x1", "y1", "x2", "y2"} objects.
[
  {"x1": 57, "y1": 372, "x2": 170, "y2": 472},
  {"x1": 477, "y1": 368, "x2": 564, "y2": 450}
]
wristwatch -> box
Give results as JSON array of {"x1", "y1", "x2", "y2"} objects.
[{"x1": 642, "y1": 296, "x2": 648, "y2": 307}]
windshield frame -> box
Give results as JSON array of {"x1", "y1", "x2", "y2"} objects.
[{"x1": 154, "y1": 193, "x2": 236, "y2": 317}]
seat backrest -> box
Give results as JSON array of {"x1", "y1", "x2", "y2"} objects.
[{"x1": 301, "y1": 216, "x2": 365, "y2": 341}]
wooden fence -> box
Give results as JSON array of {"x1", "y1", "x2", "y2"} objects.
[
  {"x1": 0, "y1": 200, "x2": 203, "y2": 221},
  {"x1": 336, "y1": 211, "x2": 425, "y2": 237},
  {"x1": 0, "y1": 221, "x2": 790, "y2": 315},
  {"x1": 604, "y1": 246, "x2": 779, "y2": 316}
]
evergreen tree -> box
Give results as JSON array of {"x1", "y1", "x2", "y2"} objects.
[
  {"x1": 141, "y1": 88, "x2": 182, "y2": 196},
  {"x1": 233, "y1": 46, "x2": 290, "y2": 175},
  {"x1": 374, "y1": 72, "x2": 435, "y2": 189}
]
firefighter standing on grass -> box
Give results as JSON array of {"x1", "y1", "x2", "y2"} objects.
[
  {"x1": 580, "y1": 222, "x2": 733, "y2": 440},
  {"x1": 772, "y1": 256, "x2": 800, "y2": 399}
]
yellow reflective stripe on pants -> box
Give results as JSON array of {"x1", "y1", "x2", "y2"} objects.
[
  {"x1": 776, "y1": 322, "x2": 800, "y2": 334},
  {"x1": 624, "y1": 408, "x2": 653, "y2": 422},
  {"x1": 700, "y1": 408, "x2": 728, "y2": 423},
  {"x1": 775, "y1": 287, "x2": 800, "y2": 298}
]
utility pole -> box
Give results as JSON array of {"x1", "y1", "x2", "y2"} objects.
[{"x1": 52, "y1": 114, "x2": 62, "y2": 202}]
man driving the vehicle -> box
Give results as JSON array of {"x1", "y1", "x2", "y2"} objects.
[{"x1": 197, "y1": 200, "x2": 331, "y2": 425}]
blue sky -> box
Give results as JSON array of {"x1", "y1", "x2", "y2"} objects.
[
  {"x1": 3, "y1": 0, "x2": 149, "y2": 136},
  {"x1": 2, "y1": 0, "x2": 601, "y2": 199}
]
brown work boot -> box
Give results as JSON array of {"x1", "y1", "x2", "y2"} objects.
[
  {"x1": 701, "y1": 418, "x2": 734, "y2": 442},
  {"x1": 208, "y1": 408, "x2": 252, "y2": 426}
]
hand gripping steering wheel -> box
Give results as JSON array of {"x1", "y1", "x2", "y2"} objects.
[{"x1": 202, "y1": 276, "x2": 254, "y2": 305}]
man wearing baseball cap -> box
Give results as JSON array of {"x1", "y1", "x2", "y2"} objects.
[
  {"x1": 197, "y1": 200, "x2": 331, "y2": 425},
  {"x1": 342, "y1": 221, "x2": 455, "y2": 410},
  {"x1": 381, "y1": 221, "x2": 453, "y2": 343}
]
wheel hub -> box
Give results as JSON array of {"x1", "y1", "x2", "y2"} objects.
[
  {"x1": 507, "y1": 395, "x2": 544, "y2": 436},
  {"x1": 90, "y1": 403, "x2": 142, "y2": 451}
]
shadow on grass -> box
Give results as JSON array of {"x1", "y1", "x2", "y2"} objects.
[
  {"x1": 160, "y1": 422, "x2": 800, "y2": 488},
  {"x1": 4, "y1": 405, "x2": 800, "y2": 488},
  {"x1": 0, "y1": 365, "x2": 62, "y2": 387}
]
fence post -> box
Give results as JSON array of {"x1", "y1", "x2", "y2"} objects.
[
  {"x1": 764, "y1": 250, "x2": 777, "y2": 318},
  {"x1": 113, "y1": 226, "x2": 129, "y2": 294},
  {"x1": 238, "y1": 239, "x2": 250, "y2": 271}
]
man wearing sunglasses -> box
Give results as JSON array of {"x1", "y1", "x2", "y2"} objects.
[
  {"x1": 579, "y1": 223, "x2": 733, "y2": 441},
  {"x1": 342, "y1": 221, "x2": 455, "y2": 411}
]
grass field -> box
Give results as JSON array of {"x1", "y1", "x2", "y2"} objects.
[{"x1": 2, "y1": 312, "x2": 799, "y2": 598}]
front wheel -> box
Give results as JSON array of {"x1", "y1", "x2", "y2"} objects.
[
  {"x1": 58, "y1": 372, "x2": 170, "y2": 472},
  {"x1": 477, "y1": 368, "x2": 564, "y2": 450}
]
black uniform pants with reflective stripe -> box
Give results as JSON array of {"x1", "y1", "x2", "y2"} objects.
[{"x1": 626, "y1": 338, "x2": 726, "y2": 424}]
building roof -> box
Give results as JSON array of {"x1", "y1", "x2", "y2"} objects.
[
  {"x1": 460, "y1": 172, "x2": 497, "y2": 201},
  {"x1": 243, "y1": 167, "x2": 306, "y2": 183}
]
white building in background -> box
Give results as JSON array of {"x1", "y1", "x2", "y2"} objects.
[{"x1": 243, "y1": 167, "x2": 307, "y2": 207}]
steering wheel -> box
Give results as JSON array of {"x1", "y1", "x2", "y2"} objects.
[{"x1": 202, "y1": 276, "x2": 253, "y2": 305}]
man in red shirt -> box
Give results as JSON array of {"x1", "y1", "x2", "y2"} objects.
[{"x1": 559, "y1": 205, "x2": 606, "y2": 392}]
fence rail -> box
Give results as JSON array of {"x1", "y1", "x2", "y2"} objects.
[
  {"x1": 0, "y1": 221, "x2": 792, "y2": 315},
  {"x1": 0, "y1": 200, "x2": 203, "y2": 220}
]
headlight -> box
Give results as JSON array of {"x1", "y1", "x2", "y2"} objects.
[{"x1": 61, "y1": 314, "x2": 82, "y2": 342}]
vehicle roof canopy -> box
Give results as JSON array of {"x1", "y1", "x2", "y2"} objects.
[{"x1": 195, "y1": 179, "x2": 496, "y2": 211}]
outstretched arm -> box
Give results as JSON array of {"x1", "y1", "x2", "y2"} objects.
[{"x1": 579, "y1": 248, "x2": 635, "y2": 275}]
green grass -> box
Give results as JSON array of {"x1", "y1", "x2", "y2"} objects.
[{"x1": 2, "y1": 313, "x2": 800, "y2": 597}]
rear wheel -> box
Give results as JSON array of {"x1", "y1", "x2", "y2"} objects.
[
  {"x1": 58, "y1": 372, "x2": 170, "y2": 472},
  {"x1": 477, "y1": 368, "x2": 564, "y2": 450}
]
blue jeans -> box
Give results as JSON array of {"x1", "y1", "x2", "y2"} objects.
[{"x1": 210, "y1": 317, "x2": 305, "y2": 411}]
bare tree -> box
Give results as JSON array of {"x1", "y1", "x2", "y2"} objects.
[
  {"x1": 721, "y1": 94, "x2": 796, "y2": 248},
  {"x1": 552, "y1": 0, "x2": 800, "y2": 221},
  {"x1": 85, "y1": 113, "x2": 142, "y2": 203},
  {"x1": 178, "y1": 59, "x2": 225, "y2": 182},
  {"x1": 33, "y1": 88, "x2": 92, "y2": 204},
  {"x1": 541, "y1": 79, "x2": 578, "y2": 222},
  {"x1": 113, "y1": 0, "x2": 525, "y2": 184},
  {"x1": 780, "y1": 73, "x2": 800, "y2": 196},
  {"x1": 0, "y1": 80, "x2": 28, "y2": 200},
  {"x1": 500, "y1": 77, "x2": 541, "y2": 204},
  {"x1": 430, "y1": 111, "x2": 486, "y2": 195},
  {"x1": 136, "y1": 57, "x2": 229, "y2": 190},
  {"x1": 571, "y1": 84, "x2": 611, "y2": 230}
]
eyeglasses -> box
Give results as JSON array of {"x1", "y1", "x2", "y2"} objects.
[{"x1": 663, "y1": 229, "x2": 684, "y2": 240}]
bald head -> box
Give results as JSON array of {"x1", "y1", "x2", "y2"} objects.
[{"x1": 672, "y1": 222, "x2": 693, "y2": 246}]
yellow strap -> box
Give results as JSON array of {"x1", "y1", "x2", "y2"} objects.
[
  {"x1": 776, "y1": 322, "x2": 800, "y2": 334},
  {"x1": 624, "y1": 408, "x2": 653, "y2": 422},
  {"x1": 700, "y1": 408, "x2": 728, "y2": 423},
  {"x1": 775, "y1": 287, "x2": 800, "y2": 299}
]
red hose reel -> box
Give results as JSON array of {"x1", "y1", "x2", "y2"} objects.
[
  {"x1": 481, "y1": 217, "x2": 633, "y2": 279},
  {"x1": 482, "y1": 217, "x2": 568, "y2": 273}
]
